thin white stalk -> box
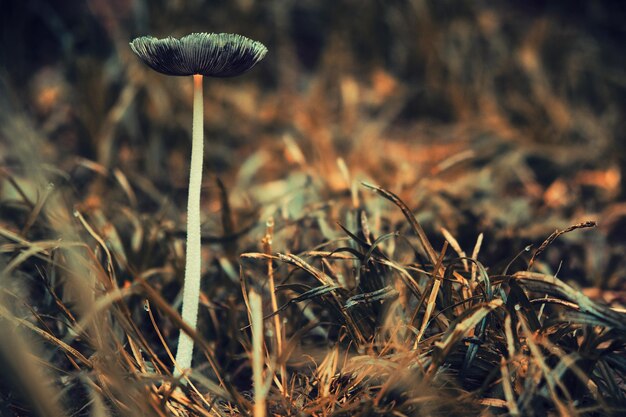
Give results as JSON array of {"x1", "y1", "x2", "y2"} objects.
[
  {"x1": 175, "y1": 74, "x2": 204, "y2": 375},
  {"x1": 250, "y1": 290, "x2": 267, "y2": 417}
]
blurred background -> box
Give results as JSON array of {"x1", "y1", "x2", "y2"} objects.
[
  {"x1": 1, "y1": 1, "x2": 626, "y2": 415},
  {"x1": 1, "y1": 0, "x2": 625, "y2": 296}
]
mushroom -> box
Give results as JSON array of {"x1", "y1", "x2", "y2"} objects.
[{"x1": 130, "y1": 33, "x2": 267, "y2": 374}]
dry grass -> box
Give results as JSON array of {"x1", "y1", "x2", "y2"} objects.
[{"x1": 1, "y1": 1, "x2": 625, "y2": 416}]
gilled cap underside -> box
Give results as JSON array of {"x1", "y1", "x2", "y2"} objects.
[{"x1": 129, "y1": 32, "x2": 267, "y2": 77}]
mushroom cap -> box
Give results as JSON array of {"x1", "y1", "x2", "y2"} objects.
[{"x1": 129, "y1": 32, "x2": 267, "y2": 77}]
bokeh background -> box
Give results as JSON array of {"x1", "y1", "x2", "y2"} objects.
[
  {"x1": 2, "y1": 0, "x2": 625, "y2": 291},
  {"x1": 1, "y1": 1, "x2": 626, "y2": 415}
]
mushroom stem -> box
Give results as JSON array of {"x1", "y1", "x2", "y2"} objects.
[{"x1": 175, "y1": 73, "x2": 204, "y2": 375}]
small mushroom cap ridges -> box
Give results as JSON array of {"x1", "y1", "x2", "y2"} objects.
[{"x1": 129, "y1": 32, "x2": 267, "y2": 77}]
